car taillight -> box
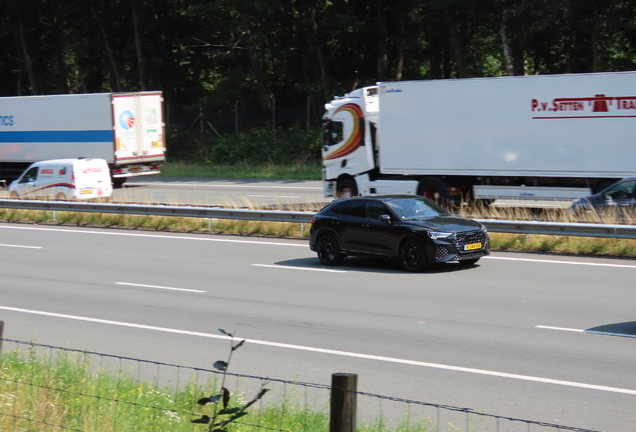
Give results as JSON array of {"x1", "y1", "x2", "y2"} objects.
[{"x1": 310, "y1": 217, "x2": 316, "y2": 225}]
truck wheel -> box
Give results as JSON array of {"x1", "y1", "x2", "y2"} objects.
[
  {"x1": 112, "y1": 178, "x2": 127, "y2": 188},
  {"x1": 418, "y1": 178, "x2": 450, "y2": 203},
  {"x1": 337, "y1": 178, "x2": 358, "y2": 198}
]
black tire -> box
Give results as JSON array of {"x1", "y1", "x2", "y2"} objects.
[
  {"x1": 417, "y1": 177, "x2": 450, "y2": 203},
  {"x1": 112, "y1": 177, "x2": 127, "y2": 188},
  {"x1": 316, "y1": 233, "x2": 343, "y2": 266},
  {"x1": 458, "y1": 258, "x2": 480, "y2": 266},
  {"x1": 399, "y1": 239, "x2": 428, "y2": 272},
  {"x1": 337, "y1": 178, "x2": 358, "y2": 198}
]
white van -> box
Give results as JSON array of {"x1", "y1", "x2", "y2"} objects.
[{"x1": 9, "y1": 158, "x2": 113, "y2": 201}]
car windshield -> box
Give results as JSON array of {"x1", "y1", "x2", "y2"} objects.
[{"x1": 386, "y1": 198, "x2": 449, "y2": 220}]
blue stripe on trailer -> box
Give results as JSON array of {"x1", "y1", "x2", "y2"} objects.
[{"x1": 0, "y1": 130, "x2": 113, "y2": 143}]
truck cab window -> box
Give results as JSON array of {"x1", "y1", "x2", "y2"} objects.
[{"x1": 323, "y1": 121, "x2": 344, "y2": 146}]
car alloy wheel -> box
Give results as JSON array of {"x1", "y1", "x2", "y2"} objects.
[
  {"x1": 399, "y1": 239, "x2": 427, "y2": 272},
  {"x1": 317, "y1": 233, "x2": 343, "y2": 266}
]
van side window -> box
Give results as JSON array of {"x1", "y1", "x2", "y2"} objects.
[{"x1": 19, "y1": 167, "x2": 38, "y2": 183}]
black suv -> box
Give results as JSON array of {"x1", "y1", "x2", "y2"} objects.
[{"x1": 309, "y1": 195, "x2": 489, "y2": 272}]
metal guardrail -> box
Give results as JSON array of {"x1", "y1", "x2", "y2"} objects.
[{"x1": 0, "y1": 199, "x2": 635, "y2": 239}]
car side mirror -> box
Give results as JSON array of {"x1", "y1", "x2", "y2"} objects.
[{"x1": 379, "y1": 214, "x2": 392, "y2": 224}]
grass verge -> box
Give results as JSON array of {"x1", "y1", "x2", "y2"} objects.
[{"x1": 159, "y1": 161, "x2": 322, "y2": 180}]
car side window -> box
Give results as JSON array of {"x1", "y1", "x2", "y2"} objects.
[
  {"x1": 605, "y1": 180, "x2": 636, "y2": 200},
  {"x1": 366, "y1": 201, "x2": 391, "y2": 220},
  {"x1": 341, "y1": 200, "x2": 366, "y2": 217},
  {"x1": 19, "y1": 167, "x2": 38, "y2": 183}
]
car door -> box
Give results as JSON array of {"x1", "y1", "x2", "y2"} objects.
[
  {"x1": 337, "y1": 199, "x2": 368, "y2": 253},
  {"x1": 340, "y1": 200, "x2": 397, "y2": 256}
]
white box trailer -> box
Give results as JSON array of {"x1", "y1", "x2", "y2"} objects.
[
  {"x1": 321, "y1": 71, "x2": 636, "y2": 203},
  {"x1": 0, "y1": 92, "x2": 165, "y2": 186}
]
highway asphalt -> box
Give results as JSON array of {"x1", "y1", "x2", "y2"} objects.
[{"x1": 1, "y1": 223, "x2": 634, "y2": 431}]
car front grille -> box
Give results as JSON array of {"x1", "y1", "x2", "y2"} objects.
[
  {"x1": 435, "y1": 246, "x2": 449, "y2": 260},
  {"x1": 453, "y1": 230, "x2": 487, "y2": 250}
]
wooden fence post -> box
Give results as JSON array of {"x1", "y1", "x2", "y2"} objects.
[{"x1": 330, "y1": 373, "x2": 357, "y2": 432}]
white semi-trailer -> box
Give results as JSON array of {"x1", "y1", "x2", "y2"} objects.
[
  {"x1": 321, "y1": 71, "x2": 636, "y2": 204},
  {"x1": 0, "y1": 92, "x2": 165, "y2": 186}
]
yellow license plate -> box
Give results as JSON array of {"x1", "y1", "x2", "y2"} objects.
[
  {"x1": 80, "y1": 189, "x2": 93, "y2": 195},
  {"x1": 465, "y1": 242, "x2": 482, "y2": 251},
  {"x1": 131, "y1": 167, "x2": 141, "y2": 172}
]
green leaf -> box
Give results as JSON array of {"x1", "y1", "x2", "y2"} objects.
[
  {"x1": 228, "y1": 411, "x2": 249, "y2": 422},
  {"x1": 218, "y1": 328, "x2": 232, "y2": 337},
  {"x1": 232, "y1": 339, "x2": 246, "y2": 351},
  {"x1": 197, "y1": 394, "x2": 222, "y2": 405},
  {"x1": 191, "y1": 415, "x2": 211, "y2": 424},
  {"x1": 218, "y1": 407, "x2": 242, "y2": 415},
  {"x1": 222, "y1": 387, "x2": 231, "y2": 408},
  {"x1": 213, "y1": 361, "x2": 228, "y2": 371}
]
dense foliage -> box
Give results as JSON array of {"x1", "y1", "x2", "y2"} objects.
[{"x1": 2, "y1": 0, "x2": 635, "y2": 117}]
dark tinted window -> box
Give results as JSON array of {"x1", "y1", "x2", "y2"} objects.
[
  {"x1": 386, "y1": 198, "x2": 449, "y2": 220},
  {"x1": 605, "y1": 180, "x2": 636, "y2": 200},
  {"x1": 366, "y1": 201, "x2": 391, "y2": 219},
  {"x1": 323, "y1": 121, "x2": 344, "y2": 146},
  {"x1": 341, "y1": 200, "x2": 366, "y2": 217}
]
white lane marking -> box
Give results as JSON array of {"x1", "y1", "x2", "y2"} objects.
[
  {"x1": 0, "y1": 243, "x2": 42, "y2": 249},
  {"x1": 115, "y1": 282, "x2": 205, "y2": 293},
  {"x1": 1, "y1": 305, "x2": 635, "y2": 396},
  {"x1": 537, "y1": 325, "x2": 636, "y2": 339},
  {"x1": 485, "y1": 256, "x2": 636, "y2": 269},
  {"x1": 0, "y1": 226, "x2": 308, "y2": 247},
  {"x1": 128, "y1": 183, "x2": 322, "y2": 190},
  {"x1": 245, "y1": 195, "x2": 302, "y2": 198},
  {"x1": 252, "y1": 264, "x2": 347, "y2": 273}
]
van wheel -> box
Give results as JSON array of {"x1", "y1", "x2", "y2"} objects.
[
  {"x1": 55, "y1": 193, "x2": 66, "y2": 201},
  {"x1": 9, "y1": 191, "x2": 19, "y2": 199}
]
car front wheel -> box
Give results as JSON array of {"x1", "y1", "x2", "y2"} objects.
[
  {"x1": 399, "y1": 239, "x2": 427, "y2": 272},
  {"x1": 316, "y1": 233, "x2": 343, "y2": 266}
]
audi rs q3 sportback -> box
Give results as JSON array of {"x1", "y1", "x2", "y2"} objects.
[{"x1": 309, "y1": 195, "x2": 489, "y2": 272}]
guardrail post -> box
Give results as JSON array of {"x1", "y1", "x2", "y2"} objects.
[
  {"x1": 330, "y1": 373, "x2": 357, "y2": 432},
  {"x1": 0, "y1": 320, "x2": 4, "y2": 354}
]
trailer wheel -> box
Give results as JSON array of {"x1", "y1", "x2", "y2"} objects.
[
  {"x1": 337, "y1": 178, "x2": 358, "y2": 198},
  {"x1": 593, "y1": 179, "x2": 615, "y2": 194},
  {"x1": 417, "y1": 178, "x2": 450, "y2": 203}
]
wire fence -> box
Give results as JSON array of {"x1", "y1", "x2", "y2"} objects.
[{"x1": 0, "y1": 337, "x2": 601, "y2": 432}]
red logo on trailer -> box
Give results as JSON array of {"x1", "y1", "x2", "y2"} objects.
[{"x1": 531, "y1": 94, "x2": 636, "y2": 118}]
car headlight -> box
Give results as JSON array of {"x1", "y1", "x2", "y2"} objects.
[{"x1": 428, "y1": 231, "x2": 455, "y2": 240}]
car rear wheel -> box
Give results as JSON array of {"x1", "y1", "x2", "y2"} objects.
[
  {"x1": 316, "y1": 233, "x2": 343, "y2": 266},
  {"x1": 458, "y1": 258, "x2": 480, "y2": 266},
  {"x1": 399, "y1": 239, "x2": 427, "y2": 272}
]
